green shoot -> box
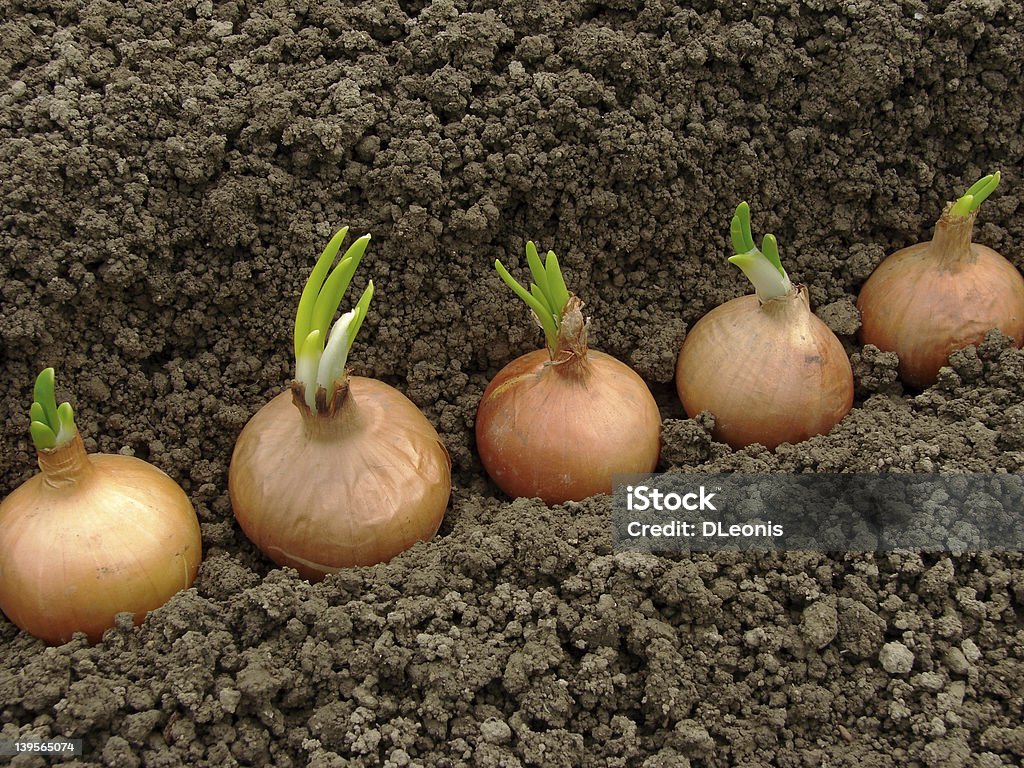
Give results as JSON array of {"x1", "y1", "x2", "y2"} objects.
[
  {"x1": 495, "y1": 242, "x2": 571, "y2": 354},
  {"x1": 30, "y1": 368, "x2": 77, "y2": 450},
  {"x1": 316, "y1": 282, "x2": 375, "y2": 399},
  {"x1": 949, "y1": 171, "x2": 1000, "y2": 218},
  {"x1": 727, "y1": 202, "x2": 793, "y2": 303},
  {"x1": 294, "y1": 230, "x2": 374, "y2": 410}
]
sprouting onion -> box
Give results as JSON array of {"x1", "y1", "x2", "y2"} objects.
[
  {"x1": 858, "y1": 172, "x2": 1024, "y2": 388},
  {"x1": 228, "y1": 229, "x2": 451, "y2": 579},
  {"x1": 0, "y1": 368, "x2": 202, "y2": 645},
  {"x1": 475, "y1": 242, "x2": 661, "y2": 505},
  {"x1": 675, "y1": 203, "x2": 854, "y2": 450}
]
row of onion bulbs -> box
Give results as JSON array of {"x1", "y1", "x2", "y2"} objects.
[
  {"x1": 2, "y1": 174, "x2": 1022, "y2": 644},
  {"x1": 484, "y1": 173, "x2": 1024, "y2": 494}
]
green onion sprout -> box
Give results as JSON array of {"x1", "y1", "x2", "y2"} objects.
[
  {"x1": 495, "y1": 241, "x2": 571, "y2": 354},
  {"x1": 29, "y1": 367, "x2": 77, "y2": 450},
  {"x1": 294, "y1": 229, "x2": 375, "y2": 410},
  {"x1": 949, "y1": 171, "x2": 1001, "y2": 218},
  {"x1": 727, "y1": 201, "x2": 793, "y2": 303}
]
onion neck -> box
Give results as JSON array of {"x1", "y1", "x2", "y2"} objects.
[
  {"x1": 548, "y1": 295, "x2": 590, "y2": 378},
  {"x1": 929, "y1": 205, "x2": 977, "y2": 269},
  {"x1": 290, "y1": 378, "x2": 356, "y2": 440},
  {"x1": 37, "y1": 432, "x2": 94, "y2": 489},
  {"x1": 759, "y1": 284, "x2": 813, "y2": 325}
]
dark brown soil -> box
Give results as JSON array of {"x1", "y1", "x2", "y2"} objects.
[{"x1": 2, "y1": 1, "x2": 1024, "y2": 766}]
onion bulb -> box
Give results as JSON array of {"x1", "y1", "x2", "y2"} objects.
[
  {"x1": 476, "y1": 242, "x2": 661, "y2": 505},
  {"x1": 0, "y1": 368, "x2": 202, "y2": 645},
  {"x1": 858, "y1": 172, "x2": 1024, "y2": 388},
  {"x1": 676, "y1": 203, "x2": 854, "y2": 450},
  {"x1": 228, "y1": 228, "x2": 450, "y2": 580}
]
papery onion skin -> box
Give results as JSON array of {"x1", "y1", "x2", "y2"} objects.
[
  {"x1": 675, "y1": 288, "x2": 854, "y2": 450},
  {"x1": 229, "y1": 376, "x2": 451, "y2": 580},
  {"x1": 0, "y1": 434, "x2": 202, "y2": 645},
  {"x1": 476, "y1": 349, "x2": 662, "y2": 506},
  {"x1": 857, "y1": 209, "x2": 1024, "y2": 389}
]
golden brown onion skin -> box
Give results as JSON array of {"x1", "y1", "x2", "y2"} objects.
[
  {"x1": 229, "y1": 376, "x2": 451, "y2": 580},
  {"x1": 857, "y1": 211, "x2": 1024, "y2": 388},
  {"x1": 0, "y1": 434, "x2": 202, "y2": 645},
  {"x1": 475, "y1": 350, "x2": 662, "y2": 505},
  {"x1": 675, "y1": 288, "x2": 854, "y2": 450}
]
